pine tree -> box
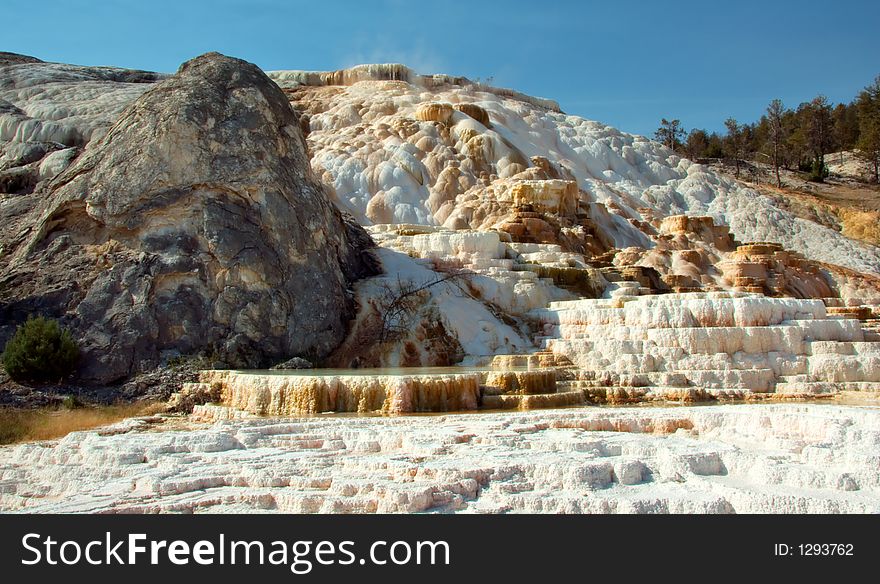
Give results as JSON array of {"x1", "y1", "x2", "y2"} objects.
[
  {"x1": 856, "y1": 76, "x2": 880, "y2": 183},
  {"x1": 685, "y1": 129, "x2": 710, "y2": 159},
  {"x1": 654, "y1": 118, "x2": 686, "y2": 152},
  {"x1": 804, "y1": 95, "x2": 834, "y2": 181},
  {"x1": 832, "y1": 102, "x2": 860, "y2": 151},
  {"x1": 724, "y1": 118, "x2": 743, "y2": 178}
]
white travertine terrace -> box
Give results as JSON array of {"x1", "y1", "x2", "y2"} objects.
[
  {"x1": 534, "y1": 292, "x2": 880, "y2": 400},
  {"x1": 197, "y1": 366, "x2": 570, "y2": 415},
  {"x1": 347, "y1": 246, "x2": 537, "y2": 361},
  {"x1": 4, "y1": 57, "x2": 880, "y2": 514},
  {"x1": 408, "y1": 230, "x2": 505, "y2": 260},
  {"x1": 361, "y1": 229, "x2": 582, "y2": 346},
  {"x1": 357, "y1": 219, "x2": 880, "y2": 375},
  {"x1": 277, "y1": 65, "x2": 880, "y2": 275},
  {"x1": 0, "y1": 61, "x2": 158, "y2": 145},
  {"x1": 4, "y1": 59, "x2": 880, "y2": 275},
  {"x1": 267, "y1": 64, "x2": 563, "y2": 112},
  {"x1": 1, "y1": 404, "x2": 878, "y2": 513},
  {"x1": 194, "y1": 290, "x2": 880, "y2": 415}
]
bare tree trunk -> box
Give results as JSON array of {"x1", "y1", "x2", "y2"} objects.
[{"x1": 774, "y1": 142, "x2": 781, "y2": 188}]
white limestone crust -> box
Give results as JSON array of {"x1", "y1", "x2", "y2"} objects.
[{"x1": 1, "y1": 404, "x2": 878, "y2": 513}]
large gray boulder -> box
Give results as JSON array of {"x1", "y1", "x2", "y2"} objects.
[{"x1": 0, "y1": 52, "x2": 378, "y2": 384}]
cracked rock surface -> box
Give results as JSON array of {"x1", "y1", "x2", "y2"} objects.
[{"x1": 0, "y1": 53, "x2": 377, "y2": 383}]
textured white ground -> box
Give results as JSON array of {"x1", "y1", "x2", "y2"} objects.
[
  {"x1": 1, "y1": 403, "x2": 878, "y2": 513},
  {"x1": 0, "y1": 61, "x2": 156, "y2": 145}
]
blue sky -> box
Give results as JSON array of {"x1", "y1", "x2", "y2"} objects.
[{"x1": 4, "y1": 0, "x2": 879, "y2": 136}]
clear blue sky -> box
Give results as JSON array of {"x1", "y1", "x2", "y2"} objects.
[{"x1": 4, "y1": 0, "x2": 879, "y2": 137}]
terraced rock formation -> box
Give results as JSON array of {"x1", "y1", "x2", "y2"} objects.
[
  {"x1": 3, "y1": 53, "x2": 880, "y2": 515},
  {"x1": 4, "y1": 52, "x2": 880, "y2": 412},
  {"x1": 2, "y1": 403, "x2": 878, "y2": 513}
]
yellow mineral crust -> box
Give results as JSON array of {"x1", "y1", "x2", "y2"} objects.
[
  {"x1": 414, "y1": 102, "x2": 454, "y2": 124},
  {"x1": 202, "y1": 370, "x2": 480, "y2": 415},
  {"x1": 483, "y1": 370, "x2": 557, "y2": 395},
  {"x1": 453, "y1": 103, "x2": 491, "y2": 126}
]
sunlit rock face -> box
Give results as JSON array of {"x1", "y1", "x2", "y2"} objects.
[
  {"x1": 0, "y1": 53, "x2": 377, "y2": 383},
  {"x1": 2, "y1": 404, "x2": 878, "y2": 513}
]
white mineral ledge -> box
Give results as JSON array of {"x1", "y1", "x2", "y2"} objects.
[{"x1": 1, "y1": 403, "x2": 878, "y2": 513}]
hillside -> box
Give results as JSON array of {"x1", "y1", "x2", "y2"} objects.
[
  {"x1": 705, "y1": 155, "x2": 880, "y2": 247},
  {"x1": 4, "y1": 52, "x2": 880, "y2": 515},
  {"x1": 3, "y1": 52, "x2": 880, "y2": 380}
]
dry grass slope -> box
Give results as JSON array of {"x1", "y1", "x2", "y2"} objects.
[
  {"x1": 839, "y1": 208, "x2": 880, "y2": 246},
  {"x1": 0, "y1": 402, "x2": 162, "y2": 444}
]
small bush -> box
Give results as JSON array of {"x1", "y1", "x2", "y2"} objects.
[
  {"x1": 2, "y1": 316, "x2": 80, "y2": 382},
  {"x1": 808, "y1": 159, "x2": 829, "y2": 183},
  {"x1": 61, "y1": 395, "x2": 82, "y2": 410}
]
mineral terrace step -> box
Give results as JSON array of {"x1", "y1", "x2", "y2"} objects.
[
  {"x1": 776, "y1": 375, "x2": 812, "y2": 384},
  {"x1": 482, "y1": 390, "x2": 586, "y2": 410},
  {"x1": 775, "y1": 381, "x2": 880, "y2": 394},
  {"x1": 576, "y1": 385, "x2": 751, "y2": 402}
]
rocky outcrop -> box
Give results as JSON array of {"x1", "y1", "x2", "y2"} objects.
[
  {"x1": 0, "y1": 53, "x2": 378, "y2": 384},
  {"x1": 270, "y1": 357, "x2": 314, "y2": 370}
]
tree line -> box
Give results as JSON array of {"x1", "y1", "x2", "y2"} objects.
[{"x1": 654, "y1": 75, "x2": 880, "y2": 184}]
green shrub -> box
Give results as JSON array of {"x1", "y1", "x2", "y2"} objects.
[
  {"x1": 2, "y1": 316, "x2": 80, "y2": 382},
  {"x1": 808, "y1": 159, "x2": 829, "y2": 182},
  {"x1": 61, "y1": 395, "x2": 82, "y2": 409}
]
